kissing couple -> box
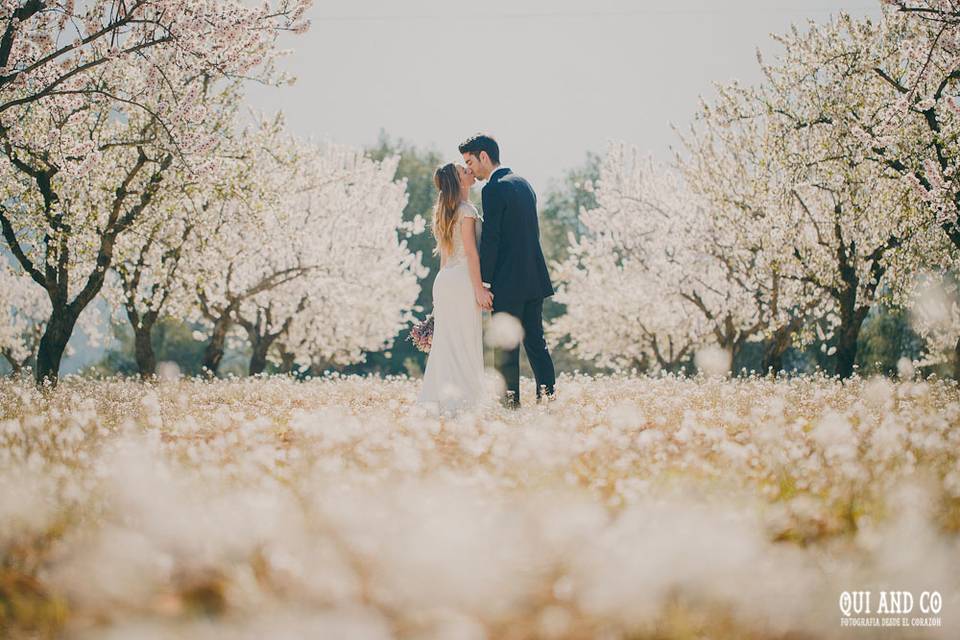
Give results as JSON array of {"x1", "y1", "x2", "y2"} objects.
[{"x1": 417, "y1": 134, "x2": 556, "y2": 414}]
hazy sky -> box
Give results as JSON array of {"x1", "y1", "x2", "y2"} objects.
[{"x1": 247, "y1": 0, "x2": 880, "y2": 190}]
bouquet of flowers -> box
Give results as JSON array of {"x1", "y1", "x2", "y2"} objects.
[{"x1": 408, "y1": 314, "x2": 434, "y2": 353}]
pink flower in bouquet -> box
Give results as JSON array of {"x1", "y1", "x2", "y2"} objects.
[{"x1": 409, "y1": 315, "x2": 434, "y2": 352}]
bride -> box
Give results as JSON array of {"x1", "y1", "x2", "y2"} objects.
[{"x1": 417, "y1": 163, "x2": 492, "y2": 413}]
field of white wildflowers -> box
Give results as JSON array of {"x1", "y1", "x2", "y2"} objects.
[{"x1": 1, "y1": 372, "x2": 959, "y2": 639}]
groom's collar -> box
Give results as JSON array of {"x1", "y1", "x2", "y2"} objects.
[{"x1": 488, "y1": 166, "x2": 509, "y2": 182}]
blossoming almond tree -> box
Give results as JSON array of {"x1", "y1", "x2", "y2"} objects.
[
  {"x1": 885, "y1": 0, "x2": 960, "y2": 22},
  {"x1": 0, "y1": 259, "x2": 50, "y2": 374},
  {"x1": 754, "y1": 15, "x2": 926, "y2": 378},
  {"x1": 180, "y1": 118, "x2": 425, "y2": 377},
  {"x1": 550, "y1": 145, "x2": 766, "y2": 373},
  {"x1": 547, "y1": 151, "x2": 688, "y2": 372},
  {"x1": 906, "y1": 270, "x2": 960, "y2": 373},
  {"x1": 1, "y1": 63, "x2": 175, "y2": 386},
  {"x1": 249, "y1": 152, "x2": 428, "y2": 372},
  {"x1": 678, "y1": 85, "x2": 821, "y2": 373},
  {"x1": 887, "y1": 230, "x2": 960, "y2": 374},
  {"x1": 240, "y1": 146, "x2": 425, "y2": 376},
  {"x1": 102, "y1": 83, "x2": 247, "y2": 379},
  {"x1": 0, "y1": 0, "x2": 311, "y2": 386},
  {"x1": 265, "y1": 149, "x2": 427, "y2": 374},
  {"x1": 0, "y1": 257, "x2": 101, "y2": 375},
  {"x1": 873, "y1": 1, "x2": 960, "y2": 253},
  {"x1": 859, "y1": 2, "x2": 960, "y2": 371},
  {"x1": 106, "y1": 194, "x2": 202, "y2": 379},
  {"x1": 549, "y1": 241, "x2": 702, "y2": 372},
  {"x1": 177, "y1": 117, "x2": 305, "y2": 377},
  {"x1": 556, "y1": 16, "x2": 929, "y2": 379},
  {"x1": 0, "y1": 0, "x2": 310, "y2": 114}
]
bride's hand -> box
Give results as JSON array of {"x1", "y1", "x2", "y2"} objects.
[{"x1": 475, "y1": 287, "x2": 493, "y2": 311}]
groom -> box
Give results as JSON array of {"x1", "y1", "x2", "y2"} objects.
[{"x1": 459, "y1": 134, "x2": 556, "y2": 408}]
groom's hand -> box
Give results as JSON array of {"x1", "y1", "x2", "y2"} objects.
[{"x1": 476, "y1": 288, "x2": 494, "y2": 311}]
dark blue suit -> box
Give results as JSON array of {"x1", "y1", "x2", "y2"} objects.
[{"x1": 480, "y1": 167, "x2": 556, "y2": 406}]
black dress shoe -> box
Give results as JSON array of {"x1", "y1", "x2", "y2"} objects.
[{"x1": 502, "y1": 390, "x2": 520, "y2": 409}]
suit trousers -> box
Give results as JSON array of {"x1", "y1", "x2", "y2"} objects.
[{"x1": 491, "y1": 298, "x2": 556, "y2": 408}]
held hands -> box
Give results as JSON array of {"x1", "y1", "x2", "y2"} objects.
[{"x1": 475, "y1": 287, "x2": 494, "y2": 311}]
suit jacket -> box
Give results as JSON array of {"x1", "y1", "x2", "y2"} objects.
[{"x1": 479, "y1": 167, "x2": 555, "y2": 303}]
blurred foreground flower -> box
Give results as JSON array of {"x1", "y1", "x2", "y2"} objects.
[
  {"x1": 694, "y1": 345, "x2": 732, "y2": 377},
  {"x1": 486, "y1": 313, "x2": 524, "y2": 349},
  {"x1": 0, "y1": 373, "x2": 957, "y2": 638}
]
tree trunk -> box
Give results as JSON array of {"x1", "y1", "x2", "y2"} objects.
[
  {"x1": 835, "y1": 332, "x2": 858, "y2": 379},
  {"x1": 709, "y1": 313, "x2": 758, "y2": 376},
  {"x1": 248, "y1": 336, "x2": 275, "y2": 376},
  {"x1": 762, "y1": 339, "x2": 787, "y2": 376},
  {"x1": 835, "y1": 296, "x2": 870, "y2": 380},
  {"x1": 133, "y1": 322, "x2": 158, "y2": 380},
  {"x1": 727, "y1": 339, "x2": 744, "y2": 375},
  {"x1": 238, "y1": 307, "x2": 296, "y2": 376},
  {"x1": 631, "y1": 353, "x2": 651, "y2": 375},
  {"x1": 716, "y1": 331, "x2": 745, "y2": 375},
  {"x1": 279, "y1": 350, "x2": 296, "y2": 375},
  {"x1": 125, "y1": 304, "x2": 160, "y2": 380},
  {"x1": 761, "y1": 319, "x2": 801, "y2": 375},
  {"x1": 202, "y1": 314, "x2": 232, "y2": 377},
  {"x1": 34, "y1": 308, "x2": 78, "y2": 387}
]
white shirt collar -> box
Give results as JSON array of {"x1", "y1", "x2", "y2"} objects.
[{"x1": 488, "y1": 165, "x2": 507, "y2": 182}]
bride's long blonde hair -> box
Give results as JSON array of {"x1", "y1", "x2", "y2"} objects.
[{"x1": 432, "y1": 163, "x2": 461, "y2": 257}]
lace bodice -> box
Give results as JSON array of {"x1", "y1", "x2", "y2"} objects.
[{"x1": 444, "y1": 201, "x2": 481, "y2": 268}]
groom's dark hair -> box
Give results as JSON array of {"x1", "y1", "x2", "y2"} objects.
[{"x1": 458, "y1": 134, "x2": 500, "y2": 164}]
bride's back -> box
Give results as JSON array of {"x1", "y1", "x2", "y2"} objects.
[{"x1": 443, "y1": 201, "x2": 481, "y2": 267}]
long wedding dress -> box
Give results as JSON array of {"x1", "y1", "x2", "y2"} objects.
[{"x1": 417, "y1": 202, "x2": 486, "y2": 413}]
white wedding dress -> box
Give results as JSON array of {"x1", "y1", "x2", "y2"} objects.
[{"x1": 417, "y1": 202, "x2": 486, "y2": 414}]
